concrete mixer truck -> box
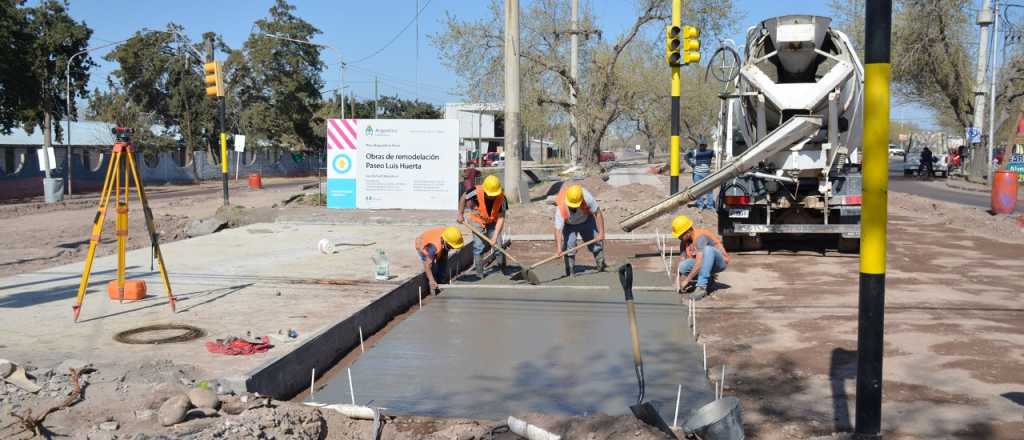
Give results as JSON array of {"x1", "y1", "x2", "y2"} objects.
[{"x1": 622, "y1": 15, "x2": 863, "y2": 252}]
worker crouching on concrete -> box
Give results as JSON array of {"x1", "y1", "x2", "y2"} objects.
[
  {"x1": 457, "y1": 175, "x2": 508, "y2": 279},
  {"x1": 554, "y1": 184, "x2": 606, "y2": 277},
  {"x1": 416, "y1": 226, "x2": 465, "y2": 292},
  {"x1": 672, "y1": 215, "x2": 730, "y2": 301}
]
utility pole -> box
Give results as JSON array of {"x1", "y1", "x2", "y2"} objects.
[
  {"x1": 569, "y1": 0, "x2": 579, "y2": 165},
  {"x1": 504, "y1": 0, "x2": 522, "y2": 203},
  {"x1": 988, "y1": 0, "x2": 1001, "y2": 183},
  {"x1": 670, "y1": 0, "x2": 682, "y2": 194},
  {"x1": 973, "y1": 0, "x2": 995, "y2": 179},
  {"x1": 856, "y1": 0, "x2": 892, "y2": 436}
]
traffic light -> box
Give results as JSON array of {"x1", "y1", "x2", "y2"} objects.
[
  {"x1": 665, "y1": 25, "x2": 681, "y2": 67},
  {"x1": 682, "y1": 26, "x2": 701, "y2": 65},
  {"x1": 203, "y1": 61, "x2": 224, "y2": 97}
]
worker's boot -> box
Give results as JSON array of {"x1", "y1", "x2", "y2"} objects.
[
  {"x1": 474, "y1": 255, "x2": 484, "y2": 279},
  {"x1": 564, "y1": 255, "x2": 575, "y2": 278},
  {"x1": 595, "y1": 249, "x2": 607, "y2": 272}
]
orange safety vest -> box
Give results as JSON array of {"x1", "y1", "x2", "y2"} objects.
[
  {"x1": 468, "y1": 185, "x2": 505, "y2": 225},
  {"x1": 415, "y1": 227, "x2": 446, "y2": 260},
  {"x1": 684, "y1": 228, "x2": 724, "y2": 259},
  {"x1": 556, "y1": 186, "x2": 591, "y2": 220}
]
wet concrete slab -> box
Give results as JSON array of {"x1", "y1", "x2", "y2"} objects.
[{"x1": 315, "y1": 270, "x2": 715, "y2": 423}]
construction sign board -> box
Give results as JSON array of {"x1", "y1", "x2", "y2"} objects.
[{"x1": 325, "y1": 119, "x2": 459, "y2": 210}]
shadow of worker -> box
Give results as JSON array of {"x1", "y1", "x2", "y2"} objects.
[{"x1": 830, "y1": 347, "x2": 858, "y2": 432}]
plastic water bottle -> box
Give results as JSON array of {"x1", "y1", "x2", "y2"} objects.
[{"x1": 372, "y1": 249, "x2": 390, "y2": 280}]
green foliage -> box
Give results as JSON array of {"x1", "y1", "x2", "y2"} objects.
[
  {"x1": 231, "y1": 0, "x2": 325, "y2": 151},
  {"x1": 13, "y1": 0, "x2": 94, "y2": 144},
  {"x1": 0, "y1": 1, "x2": 34, "y2": 134}
]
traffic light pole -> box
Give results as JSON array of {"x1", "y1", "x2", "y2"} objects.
[
  {"x1": 218, "y1": 98, "x2": 229, "y2": 206},
  {"x1": 206, "y1": 37, "x2": 229, "y2": 206},
  {"x1": 856, "y1": 0, "x2": 891, "y2": 436},
  {"x1": 669, "y1": 0, "x2": 681, "y2": 195}
]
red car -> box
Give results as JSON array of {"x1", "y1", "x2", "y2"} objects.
[{"x1": 599, "y1": 151, "x2": 616, "y2": 162}]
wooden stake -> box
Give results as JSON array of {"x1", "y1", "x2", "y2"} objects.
[
  {"x1": 347, "y1": 368, "x2": 356, "y2": 404},
  {"x1": 358, "y1": 326, "x2": 365, "y2": 353}
]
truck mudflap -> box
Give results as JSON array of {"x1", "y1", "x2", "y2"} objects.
[{"x1": 726, "y1": 223, "x2": 860, "y2": 238}]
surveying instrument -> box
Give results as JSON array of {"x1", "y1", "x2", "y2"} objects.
[{"x1": 71, "y1": 127, "x2": 176, "y2": 321}]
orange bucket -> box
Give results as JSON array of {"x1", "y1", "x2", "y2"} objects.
[
  {"x1": 991, "y1": 170, "x2": 1019, "y2": 214},
  {"x1": 248, "y1": 173, "x2": 263, "y2": 190},
  {"x1": 107, "y1": 280, "x2": 147, "y2": 301}
]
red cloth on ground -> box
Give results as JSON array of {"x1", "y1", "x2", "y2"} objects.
[{"x1": 205, "y1": 336, "x2": 272, "y2": 355}]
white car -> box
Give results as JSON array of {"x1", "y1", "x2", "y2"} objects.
[
  {"x1": 903, "y1": 148, "x2": 948, "y2": 178},
  {"x1": 888, "y1": 145, "x2": 905, "y2": 157}
]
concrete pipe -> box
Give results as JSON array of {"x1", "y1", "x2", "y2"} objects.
[{"x1": 507, "y1": 416, "x2": 562, "y2": 440}]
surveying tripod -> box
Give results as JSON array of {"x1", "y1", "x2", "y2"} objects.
[{"x1": 71, "y1": 127, "x2": 176, "y2": 321}]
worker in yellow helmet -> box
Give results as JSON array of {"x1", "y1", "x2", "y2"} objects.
[
  {"x1": 672, "y1": 215, "x2": 730, "y2": 300},
  {"x1": 458, "y1": 174, "x2": 508, "y2": 279},
  {"x1": 415, "y1": 226, "x2": 465, "y2": 292},
  {"x1": 554, "y1": 184, "x2": 606, "y2": 277}
]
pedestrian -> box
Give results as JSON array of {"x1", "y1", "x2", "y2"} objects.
[
  {"x1": 672, "y1": 215, "x2": 730, "y2": 301},
  {"x1": 553, "y1": 184, "x2": 607, "y2": 277},
  {"x1": 415, "y1": 226, "x2": 465, "y2": 292},
  {"x1": 686, "y1": 137, "x2": 716, "y2": 210},
  {"x1": 458, "y1": 175, "x2": 508, "y2": 279},
  {"x1": 462, "y1": 162, "x2": 480, "y2": 195},
  {"x1": 920, "y1": 146, "x2": 934, "y2": 179}
]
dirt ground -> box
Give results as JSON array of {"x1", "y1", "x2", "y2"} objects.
[{"x1": 2, "y1": 169, "x2": 1023, "y2": 439}]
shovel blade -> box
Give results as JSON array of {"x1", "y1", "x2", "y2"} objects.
[
  {"x1": 630, "y1": 401, "x2": 677, "y2": 439},
  {"x1": 525, "y1": 269, "x2": 542, "y2": 285}
]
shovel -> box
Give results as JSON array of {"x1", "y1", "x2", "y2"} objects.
[
  {"x1": 618, "y1": 264, "x2": 678, "y2": 439},
  {"x1": 511, "y1": 238, "x2": 601, "y2": 285}
]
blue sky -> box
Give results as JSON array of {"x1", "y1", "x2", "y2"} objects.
[{"x1": 60, "y1": 0, "x2": 932, "y2": 126}]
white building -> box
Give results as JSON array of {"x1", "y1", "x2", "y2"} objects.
[{"x1": 444, "y1": 103, "x2": 503, "y2": 161}]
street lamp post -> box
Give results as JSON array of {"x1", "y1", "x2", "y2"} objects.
[
  {"x1": 256, "y1": 32, "x2": 346, "y2": 118},
  {"x1": 65, "y1": 27, "x2": 203, "y2": 195}
]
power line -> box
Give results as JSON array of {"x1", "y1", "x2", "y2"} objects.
[{"x1": 349, "y1": 0, "x2": 433, "y2": 64}]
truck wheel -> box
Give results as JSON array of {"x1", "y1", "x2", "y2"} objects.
[
  {"x1": 722, "y1": 236, "x2": 742, "y2": 252},
  {"x1": 741, "y1": 236, "x2": 762, "y2": 251},
  {"x1": 838, "y1": 237, "x2": 860, "y2": 254}
]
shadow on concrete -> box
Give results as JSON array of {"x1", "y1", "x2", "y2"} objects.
[
  {"x1": 0, "y1": 267, "x2": 124, "y2": 291},
  {"x1": 0, "y1": 268, "x2": 151, "y2": 309},
  {"x1": 177, "y1": 283, "x2": 253, "y2": 313},
  {"x1": 829, "y1": 347, "x2": 857, "y2": 433}
]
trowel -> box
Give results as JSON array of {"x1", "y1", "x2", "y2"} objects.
[{"x1": 617, "y1": 264, "x2": 677, "y2": 439}]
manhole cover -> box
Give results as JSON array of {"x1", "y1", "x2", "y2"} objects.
[{"x1": 114, "y1": 324, "x2": 205, "y2": 345}]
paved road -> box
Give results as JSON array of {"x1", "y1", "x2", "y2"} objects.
[{"x1": 886, "y1": 159, "x2": 1019, "y2": 209}]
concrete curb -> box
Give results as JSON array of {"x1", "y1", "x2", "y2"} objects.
[
  {"x1": 945, "y1": 181, "x2": 989, "y2": 194},
  {"x1": 234, "y1": 247, "x2": 474, "y2": 399}
]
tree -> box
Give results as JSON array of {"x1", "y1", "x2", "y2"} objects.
[
  {"x1": 231, "y1": 0, "x2": 325, "y2": 151},
  {"x1": 0, "y1": 1, "x2": 33, "y2": 134},
  {"x1": 17, "y1": 0, "x2": 94, "y2": 176},
  {"x1": 433, "y1": 0, "x2": 736, "y2": 169},
  {"x1": 102, "y1": 25, "x2": 216, "y2": 155}
]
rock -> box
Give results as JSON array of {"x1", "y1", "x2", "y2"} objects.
[
  {"x1": 99, "y1": 421, "x2": 119, "y2": 431},
  {"x1": 87, "y1": 432, "x2": 116, "y2": 440},
  {"x1": 134, "y1": 409, "x2": 155, "y2": 421},
  {"x1": 0, "y1": 361, "x2": 13, "y2": 378},
  {"x1": 185, "y1": 217, "x2": 228, "y2": 238},
  {"x1": 31, "y1": 367, "x2": 52, "y2": 379},
  {"x1": 159, "y1": 394, "x2": 191, "y2": 426},
  {"x1": 187, "y1": 387, "x2": 220, "y2": 410},
  {"x1": 56, "y1": 359, "x2": 91, "y2": 373},
  {"x1": 186, "y1": 407, "x2": 219, "y2": 419}
]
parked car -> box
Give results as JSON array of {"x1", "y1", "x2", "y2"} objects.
[
  {"x1": 888, "y1": 144, "x2": 905, "y2": 158},
  {"x1": 903, "y1": 147, "x2": 949, "y2": 178},
  {"x1": 599, "y1": 151, "x2": 616, "y2": 162}
]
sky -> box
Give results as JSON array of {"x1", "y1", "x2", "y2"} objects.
[{"x1": 57, "y1": 0, "x2": 935, "y2": 127}]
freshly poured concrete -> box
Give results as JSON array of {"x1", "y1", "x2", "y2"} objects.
[{"x1": 315, "y1": 270, "x2": 715, "y2": 423}]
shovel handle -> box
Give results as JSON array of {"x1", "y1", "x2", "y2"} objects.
[
  {"x1": 459, "y1": 220, "x2": 522, "y2": 266},
  {"x1": 527, "y1": 238, "x2": 601, "y2": 271}
]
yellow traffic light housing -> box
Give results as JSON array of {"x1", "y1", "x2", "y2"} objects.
[
  {"x1": 665, "y1": 25, "x2": 681, "y2": 67},
  {"x1": 682, "y1": 26, "x2": 701, "y2": 65},
  {"x1": 203, "y1": 61, "x2": 224, "y2": 97}
]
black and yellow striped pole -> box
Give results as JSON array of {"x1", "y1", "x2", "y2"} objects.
[
  {"x1": 856, "y1": 0, "x2": 891, "y2": 436},
  {"x1": 669, "y1": 0, "x2": 682, "y2": 194}
]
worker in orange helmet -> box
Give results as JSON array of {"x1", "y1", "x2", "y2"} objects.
[
  {"x1": 672, "y1": 215, "x2": 730, "y2": 301},
  {"x1": 415, "y1": 226, "x2": 465, "y2": 292},
  {"x1": 457, "y1": 174, "x2": 508, "y2": 279},
  {"x1": 553, "y1": 184, "x2": 606, "y2": 277}
]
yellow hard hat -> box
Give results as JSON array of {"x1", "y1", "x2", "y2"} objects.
[
  {"x1": 565, "y1": 184, "x2": 584, "y2": 208},
  {"x1": 482, "y1": 175, "x2": 503, "y2": 197},
  {"x1": 671, "y1": 215, "x2": 694, "y2": 238},
  {"x1": 441, "y1": 226, "x2": 465, "y2": 249}
]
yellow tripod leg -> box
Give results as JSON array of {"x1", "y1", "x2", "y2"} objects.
[
  {"x1": 126, "y1": 151, "x2": 176, "y2": 313},
  {"x1": 72, "y1": 151, "x2": 120, "y2": 321},
  {"x1": 115, "y1": 155, "x2": 128, "y2": 304}
]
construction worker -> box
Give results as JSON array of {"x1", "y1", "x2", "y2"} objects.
[
  {"x1": 672, "y1": 215, "x2": 730, "y2": 301},
  {"x1": 457, "y1": 174, "x2": 507, "y2": 279},
  {"x1": 686, "y1": 137, "x2": 716, "y2": 210},
  {"x1": 554, "y1": 184, "x2": 606, "y2": 277},
  {"x1": 415, "y1": 226, "x2": 465, "y2": 292}
]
